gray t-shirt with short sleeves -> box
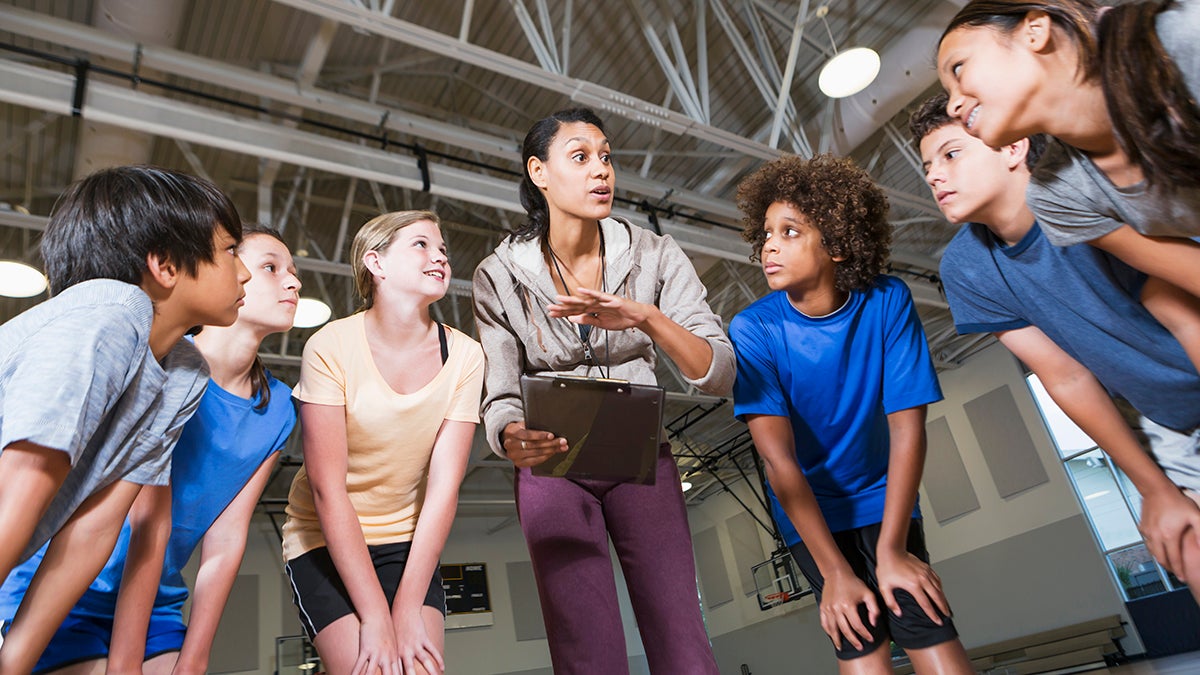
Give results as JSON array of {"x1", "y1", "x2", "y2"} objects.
[
  {"x1": 1027, "y1": 0, "x2": 1200, "y2": 246},
  {"x1": 0, "y1": 279, "x2": 209, "y2": 561}
]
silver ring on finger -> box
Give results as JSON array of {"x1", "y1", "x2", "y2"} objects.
[{"x1": 521, "y1": 440, "x2": 527, "y2": 450}]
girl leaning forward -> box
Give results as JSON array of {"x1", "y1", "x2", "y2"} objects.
[{"x1": 283, "y1": 211, "x2": 483, "y2": 675}]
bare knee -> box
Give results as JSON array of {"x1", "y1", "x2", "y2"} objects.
[
  {"x1": 905, "y1": 639, "x2": 974, "y2": 675},
  {"x1": 836, "y1": 643, "x2": 893, "y2": 675}
]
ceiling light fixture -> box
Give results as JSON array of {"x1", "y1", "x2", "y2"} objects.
[
  {"x1": 681, "y1": 479, "x2": 694, "y2": 493},
  {"x1": 0, "y1": 260, "x2": 48, "y2": 298},
  {"x1": 292, "y1": 297, "x2": 332, "y2": 329},
  {"x1": 816, "y1": 6, "x2": 880, "y2": 99}
]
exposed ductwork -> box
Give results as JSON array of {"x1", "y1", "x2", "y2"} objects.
[{"x1": 71, "y1": 0, "x2": 189, "y2": 178}]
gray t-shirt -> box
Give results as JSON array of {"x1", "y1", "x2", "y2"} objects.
[
  {"x1": 1027, "y1": 0, "x2": 1200, "y2": 246},
  {"x1": 0, "y1": 279, "x2": 209, "y2": 561}
]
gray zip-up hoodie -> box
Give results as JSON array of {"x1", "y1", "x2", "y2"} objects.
[{"x1": 472, "y1": 216, "x2": 735, "y2": 457}]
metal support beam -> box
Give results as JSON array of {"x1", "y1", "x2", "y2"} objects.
[
  {"x1": 508, "y1": 0, "x2": 561, "y2": 73},
  {"x1": 0, "y1": 5, "x2": 744, "y2": 222},
  {"x1": 768, "y1": 0, "x2": 810, "y2": 149},
  {"x1": 709, "y1": 0, "x2": 810, "y2": 155},
  {"x1": 626, "y1": 0, "x2": 705, "y2": 122},
  {"x1": 333, "y1": 178, "x2": 358, "y2": 263},
  {"x1": 884, "y1": 121, "x2": 928, "y2": 182},
  {"x1": 695, "y1": 0, "x2": 711, "y2": 122},
  {"x1": 534, "y1": 0, "x2": 558, "y2": 68},
  {"x1": 749, "y1": 0, "x2": 831, "y2": 55},
  {"x1": 272, "y1": 0, "x2": 783, "y2": 159},
  {"x1": 560, "y1": 0, "x2": 573, "y2": 75},
  {"x1": 259, "y1": 16, "x2": 339, "y2": 226},
  {"x1": 882, "y1": 186, "x2": 944, "y2": 221},
  {"x1": 5, "y1": 61, "x2": 764, "y2": 264},
  {"x1": 720, "y1": 259, "x2": 761, "y2": 304},
  {"x1": 173, "y1": 139, "x2": 211, "y2": 183},
  {"x1": 743, "y1": 0, "x2": 784, "y2": 91},
  {"x1": 0, "y1": 6, "x2": 516, "y2": 155},
  {"x1": 665, "y1": 21, "x2": 704, "y2": 122},
  {"x1": 459, "y1": 0, "x2": 475, "y2": 40}
]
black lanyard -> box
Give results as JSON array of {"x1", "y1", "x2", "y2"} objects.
[{"x1": 547, "y1": 229, "x2": 609, "y2": 377}]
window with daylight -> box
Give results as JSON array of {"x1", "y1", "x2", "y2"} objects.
[{"x1": 1026, "y1": 375, "x2": 1186, "y2": 601}]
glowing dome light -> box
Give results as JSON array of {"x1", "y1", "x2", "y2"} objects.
[
  {"x1": 818, "y1": 47, "x2": 881, "y2": 99},
  {"x1": 292, "y1": 297, "x2": 332, "y2": 328},
  {"x1": 0, "y1": 260, "x2": 48, "y2": 298},
  {"x1": 681, "y1": 480, "x2": 694, "y2": 493}
]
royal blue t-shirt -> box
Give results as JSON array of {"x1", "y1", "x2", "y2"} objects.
[
  {"x1": 940, "y1": 223, "x2": 1200, "y2": 431},
  {"x1": 731, "y1": 276, "x2": 943, "y2": 545},
  {"x1": 0, "y1": 373, "x2": 295, "y2": 621}
]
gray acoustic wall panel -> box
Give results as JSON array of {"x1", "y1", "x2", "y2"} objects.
[
  {"x1": 923, "y1": 416, "x2": 981, "y2": 523},
  {"x1": 506, "y1": 560, "x2": 547, "y2": 642},
  {"x1": 725, "y1": 512, "x2": 767, "y2": 596},
  {"x1": 210, "y1": 574, "x2": 259, "y2": 673},
  {"x1": 694, "y1": 526, "x2": 734, "y2": 609},
  {"x1": 964, "y1": 385, "x2": 1049, "y2": 498}
]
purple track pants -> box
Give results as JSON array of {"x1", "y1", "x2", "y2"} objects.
[{"x1": 515, "y1": 443, "x2": 720, "y2": 674}]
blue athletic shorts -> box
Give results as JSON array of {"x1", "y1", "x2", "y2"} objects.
[{"x1": 1, "y1": 609, "x2": 185, "y2": 673}]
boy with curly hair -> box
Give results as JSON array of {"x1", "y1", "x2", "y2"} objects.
[
  {"x1": 912, "y1": 93, "x2": 1200, "y2": 604},
  {"x1": 730, "y1": 154, "x2": 972, "y2": 674}
]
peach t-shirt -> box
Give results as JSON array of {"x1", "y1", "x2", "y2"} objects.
[{"x1": 282, "y1": 313, "x2": 483, "y2": 560}]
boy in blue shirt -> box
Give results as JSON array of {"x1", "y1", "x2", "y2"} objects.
[
  {"x1": 730, "y1": 154, "x2": 972, "y2": 674},
  {"x1": 912, "y1": 94, "x2": 1200, "y2": 605},
  {"x1": 0, "y1": 165, "x2": 250, "y2": 671}
]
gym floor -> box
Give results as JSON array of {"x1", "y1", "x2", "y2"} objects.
[{"x1": 1103, "y1": 650, "x2": 1200, "y2": 674}]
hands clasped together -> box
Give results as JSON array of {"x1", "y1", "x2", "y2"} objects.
[{"x1": 353, "y1": 610, "x2": 444, "y2": 675}]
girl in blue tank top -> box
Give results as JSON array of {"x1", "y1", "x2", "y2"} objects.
[{"x1": 0, "y1": 224, "x2": 302, "y2": 673}]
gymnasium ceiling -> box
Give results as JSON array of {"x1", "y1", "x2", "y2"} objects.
[{"x1": 0, "y1": 0, "x2": 987, "y2": 533}]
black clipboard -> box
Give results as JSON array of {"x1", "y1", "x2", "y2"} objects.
[{"x1": 520, "y1": 374, "x2": 663, "y2": 484}]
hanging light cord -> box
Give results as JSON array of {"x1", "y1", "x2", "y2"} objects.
[{"x1": 817, "y1": 5, "x2": 838, "y2": 56}]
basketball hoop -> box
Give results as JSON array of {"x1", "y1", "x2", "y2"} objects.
[{"x1": 752, "y1": 551, "x2": 809, "y2": 610}]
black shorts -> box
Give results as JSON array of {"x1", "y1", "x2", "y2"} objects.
[
  {"x1": 285, "y1": 541, "x2": 446, "y2": 640},
  {"x1": 788, "y1": 519, "x2": 958, "y2": 661}
]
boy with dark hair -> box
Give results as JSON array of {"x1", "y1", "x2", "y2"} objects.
[
  {"x1": 730, "y1": 154, "x2": 973, "y2": 674},
  {"x1": 912, "y1": 93, "x2": 1200, "y2": 605},
  {"x1": 0, "y1": 165, "x2": 250, "y2": 670}
]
